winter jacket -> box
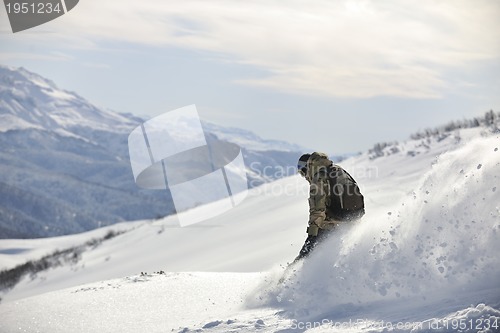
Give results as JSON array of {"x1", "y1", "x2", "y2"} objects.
[{"x1": 305, "y1": 152, "x2": 337, "y2": 230}]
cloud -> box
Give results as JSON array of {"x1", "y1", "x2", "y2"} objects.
[
  {"x1": 5, "y1": 0, "x2": 500, "y2": 99},
  {"x1": 0, "y1": 51, "x2": 72, "y2": 63}
]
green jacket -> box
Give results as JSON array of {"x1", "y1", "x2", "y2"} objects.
[{"x1": 305, "y1": 152, "x2": 337, "y2": 230}]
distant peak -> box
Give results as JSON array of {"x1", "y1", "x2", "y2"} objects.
[{"x1": 0, "y1": 65, "x2": 139, "y2": 135}]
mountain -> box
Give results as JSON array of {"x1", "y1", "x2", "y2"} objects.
[
  {"x1": 0, "y1": 121, "x2": 498, "y2": 331},
  {"x1": 0, "y1": 66, "x2": 139, "y2": 134},
  {"x1": 0, "y1": 65, "x2": 305, "y2": 239},
  {"x1": 202, "y1": 121, "x2": 305, "y2": 152}
]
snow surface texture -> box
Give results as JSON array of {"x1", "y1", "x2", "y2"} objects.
[{"x1": 0, "y1": 131, "x2": 499, "y2": 332}]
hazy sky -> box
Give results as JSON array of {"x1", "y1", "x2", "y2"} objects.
[{"x1": 1, "y1": 0, "x2": 499, "y2": 153}]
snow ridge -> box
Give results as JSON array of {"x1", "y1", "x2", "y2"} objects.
[{"x1": 0, "y1": 65, "x2": 138, "y2": 135}]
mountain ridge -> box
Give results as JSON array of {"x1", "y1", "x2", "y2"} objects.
[{"x1": 0, "y1": 65, "x2": 304, "y2": 238}]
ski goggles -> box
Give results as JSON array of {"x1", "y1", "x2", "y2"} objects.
[{"x1": 297, "y1": 160, "x2": 307, "y2": 177}]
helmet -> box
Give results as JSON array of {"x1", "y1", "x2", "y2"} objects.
[{"x1": 297, "y1": 153, "x2": 311, "y2": 177}]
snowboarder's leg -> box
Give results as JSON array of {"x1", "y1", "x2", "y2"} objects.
[
  {"x1": 278, "y1": 229, "x2": 332, "y2": 284},
  {"x1": 294, "y1": 235, "x2": 318, "y2": 262},
  {"x1": 294, "y1": 228, "x2": 333, "y2": 262}
]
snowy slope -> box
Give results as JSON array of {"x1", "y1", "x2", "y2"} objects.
[
  {"x1": 267, "y1": 134, "x2": 500, "y2": 318},
  {"x1": 1, "y1": 272, "x2": 498, "y2": 333},
  {"x1": 0, "y1": 127, "x2": 498, "y2": 332}
]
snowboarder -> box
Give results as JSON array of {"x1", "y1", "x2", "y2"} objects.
[{"x1": 294, "y1": 152, "x2": 365, "y2": 262}]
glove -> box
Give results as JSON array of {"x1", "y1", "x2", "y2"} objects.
[
  {"x1": 306, "y1": 224, "x2": 319, "y2": 236},
  {"x1": 309, "y1": 210, "x2": 326, "y2": 229}
]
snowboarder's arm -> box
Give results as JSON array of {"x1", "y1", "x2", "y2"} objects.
[{"x1": 307, "y1": 167, "x2": 329, "y2": 235}]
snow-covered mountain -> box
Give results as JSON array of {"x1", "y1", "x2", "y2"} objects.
[
  {"x1": 0, "y1": 66, "x2": 140, "y2": 136},
  {"x1": 202, "y1": 121, "x2": 305, "y2": 152},
  {"x1": 0, "y1": 65, "x2": 304, "y2": 238},
  {"x1": 0, "y1": 121, "x2": 498, "y2": 332}
]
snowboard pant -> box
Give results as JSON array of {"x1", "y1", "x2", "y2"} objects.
[{"x1": 294, "y1": 228, "x2": 334, "y2": 262}]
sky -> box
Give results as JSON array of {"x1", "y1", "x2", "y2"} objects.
[{"x1": 1, "y1": 0, "x2": 499, "y2": 154}]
